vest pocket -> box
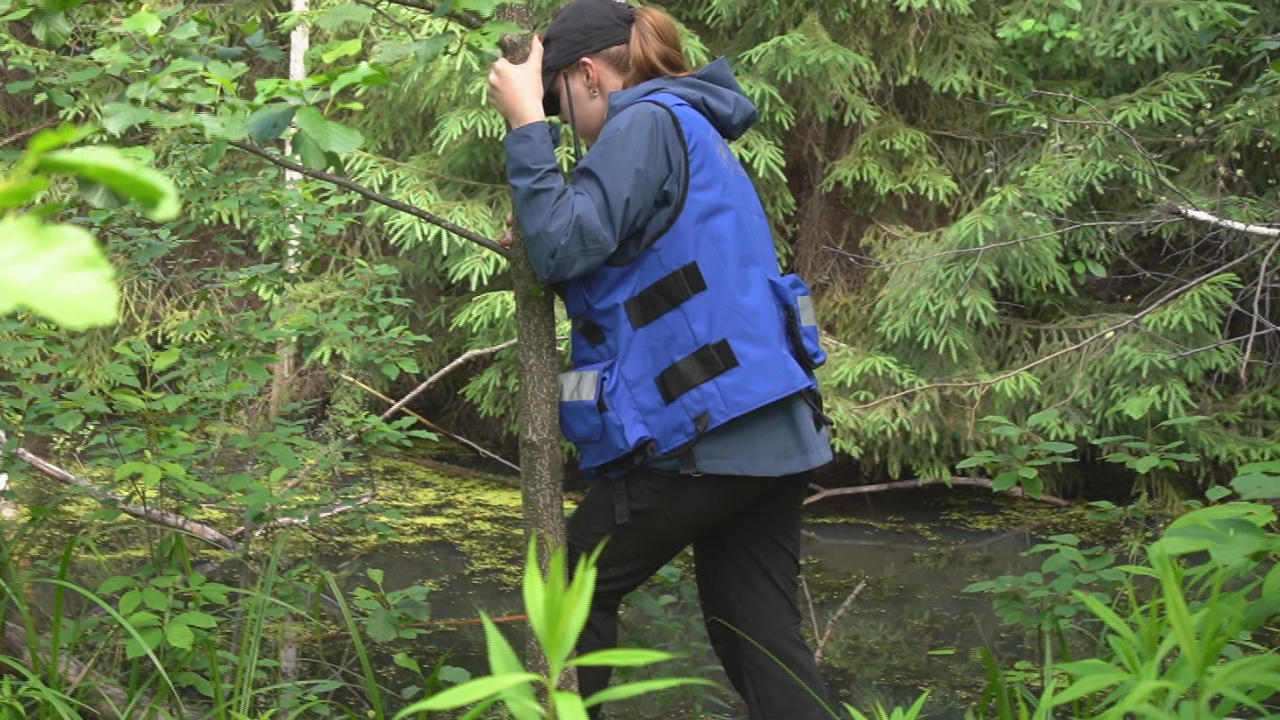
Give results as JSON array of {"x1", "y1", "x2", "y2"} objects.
[
  {"x1": 770, "y1": 274, "x2": 827, "y2": 370},
  {"x1": 558, "y1": 364, "x2": 609, "y2": 443}
]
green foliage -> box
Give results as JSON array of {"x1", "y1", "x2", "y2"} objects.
[
  {"x1": 395, "y1": 538, "x2": 714, "y2": 719},
  {"x1": 0, "y1": 124, "x2": 179, "y2": 329}
]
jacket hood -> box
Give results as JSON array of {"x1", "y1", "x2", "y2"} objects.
[{"x1": 606, "y1": 58, "x2": 758, "y2": 141}]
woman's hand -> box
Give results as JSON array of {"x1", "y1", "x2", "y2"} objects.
[{"x1": 488, "y1": 36, "x2": 547, "y2": 130}]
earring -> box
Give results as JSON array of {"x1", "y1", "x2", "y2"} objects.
[{"x1": 589, "y1": 87, "x2": 600, "y2": 98}]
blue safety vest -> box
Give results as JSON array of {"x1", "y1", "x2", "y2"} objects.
[{"x1": 557, "y1": 92, "x2": 826, "y2": 476}]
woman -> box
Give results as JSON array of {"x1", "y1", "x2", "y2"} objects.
[{"x1": 488, "y1": 1, "x2": 837, "y2": 717}]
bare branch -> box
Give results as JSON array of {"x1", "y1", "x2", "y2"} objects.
[
  {"x1": 340, "y1": 370, "x2": 521, "y2": 473},
  {"x1": 804, "y1": 477, "x2": 1071, "y2": 508},
  {"x1": 229, "y1": 140, "x2": 509, "y2": 255},
  {"x1": 813, "y1": 581, "x2": 866, "y2": 665},
  {"x1": 0, "y1": 119, "x2": 61, "y2": 150},
  {"x1": 374, "y1": 0, "x2": 485, "y2": 30},
  {"x1": 1242, "y1": 239, "x2": 1280, "y2": 382},
  {"x1": 380, "y1": 338, "x2": 520, "y2": 421},
  {"x1": 232, "y1": 492, "x2": 375, "y2": 537},
  {"x1": 1158, "y1": 204, "x2": 1280, "y2": 238}
]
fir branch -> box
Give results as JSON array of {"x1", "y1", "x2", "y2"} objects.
[
  {"x1": 826, "y1": 218, "x2": 1178, "y2": 269},
  {"x1": 849, "y1": 236, "x2": 1272, "y2": 410},
  {"x1": 229, "y1": 140, "x2": 509, "y2": 255}
]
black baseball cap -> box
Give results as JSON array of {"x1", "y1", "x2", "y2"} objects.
[{"x1": 541, "y1": 0, "x2": 635, "y2": 116}]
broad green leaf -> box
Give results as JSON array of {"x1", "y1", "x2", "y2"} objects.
[
  {"x1": 174, "y1": 611, "x2": 218, "y2": 628},
  {"x1": 392, "y1": 651, "x2": 420, "y2": 673},
  {"x1": 571, "y1": 648, "x2": 678, "y2": 667},
  {"x1": 292, "y1": 130, "x2": 329, "y2": 170},
  {"x1": 522, "y1": 539, "x2": 549, "y2": 658},
  {"x1": 165, "y1": 622, "x2": 194, "y2": 650},
  {"x1": 366, "y1": 608, "x2": 398, "y2": 643},
  {"x1": 37, "y1": 147, "x2": 180, "y2": 221},
  {"x1": 153, "y1": 346, "x2": 181, "y2": 372},
  {"x1": 0, "y1": 216, "x2": 118, "y2": 329},
  {"x1": 52, "y1": 409, "x2": 84, "y2": 432},
  {"x1": 31, "y1": 9, "x2": 73, "y2": 46},
  {"x1": 27, "y1": 124, "x2": 94, "y2": 156},
  {"x1": 322, "y1": 38, "x2": 362, "y2": 64},
  {"x1": 246, "y1": 104, "x2": 297, "y2": 143},
  {"x1": 101, "y1": 103, "x2": 153, "y2": 135},
  {"x1": 1026, "y1": 409, "x2": 1059, "y2": 427},
  {"x1": 121, "y1": 9, "x2": 162, "y2": 36},
  {"x1": 294, "y1": 107, "x2": 364, "y2": 153},
  {"x1": 1132, "y1": 455, "x2": 1160, "y2": 474}
]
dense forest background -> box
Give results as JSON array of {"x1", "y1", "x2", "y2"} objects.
[
  {"x1": 3, "y1": 0, "x2": 1279, "y2": 496},
  {"x1": 2, "y1": 0, "x2": 1280, "y2": 718}
]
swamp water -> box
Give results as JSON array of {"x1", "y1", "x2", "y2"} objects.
[{"x1": 313, "y1": 456, "x2": 1100, "y2": 719}]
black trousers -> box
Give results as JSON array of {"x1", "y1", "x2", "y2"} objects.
[{"x1": 566, "y1": 469, "x2": 837, "y2": 720}]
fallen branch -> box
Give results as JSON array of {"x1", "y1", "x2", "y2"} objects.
[
  {"x1": 1, "y1": 430, "x2": 242, "y2": 552},
  {"x1": 813, "y1": 581, "x2": 866, "y2": 665},
  {"x1": 341, "y1": 370, "x2": 521, "y2": 474},
  {"x1": 231, "y1": 492, "x2": 375, "y2": 538},
  {"x1": 378, "y1": 338, "x2": 520, "y2": 422},
  {"x1": 804, "y1": 477, "x2": 1072, "y2": 508}
]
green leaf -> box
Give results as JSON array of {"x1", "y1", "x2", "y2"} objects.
[
  {"x1": 246, "y1": 104, "x2": 297, "y2": 143},
  {"x1": 368, "y1": 568, "x2": 385, "y2": 587},
  {"x1": 392, "y1": 651, "x2": 420, "y2": 674},
  {"x1": 1133, "y1": 455, "x2": 1160, "y2": 474},
  {"x1": 52, "y1": 409, "x2": 84, "y2": 432},
  {"x1": 366, "y1": 608, "x2": 398, "y2": 643},
  {"x1": 31, "y1": 9, "x2": 73, "y2": 46},
  {"x1": 37, "y1": 147, "x2": 180, "y2": 221},
  {"x1": 0, "y1": 216, "x2": 118, "y2": 329},
  {"x1": 0, "y1": 176, "x2": 49, "y2": 209},
  {"x1": 174, "y1": 611, "x2": 218, "y2": 628},
  {"x1": 1026, "y1": 409, "x2": 1059, "y2": 427},
  {"x1": 1157, "y1": 415, "x2": 1210, "y2": 426},
  {"x1": 294, "y1": 107, "x2": 364, "y2": 153},
  {"x1": 121, "y1": 9, "x2": 162, "y2": 36},
  {"x1": 153, "y1": 346, "x2": 181, "y2": 372},
  {"x1": 141, "y1": 587, "x2": 168, "y2": 610},
  {"x1": 322, "y1": 38, "x2": 362, "y2": 64},
  {"x1": 438, "y1": 665, "x2": 471, "y2": 684},
  {"x1": 165, "y1": 622, "x2": 194, "y2": 650},
  {"x1": 571, "y1": 648, "x2": 678, "y2": 667},
  {"x1": 291, "y1": 130, "x2": 328, "y2": 170},
  {"x1": 583, "y1": 677, "x2": 716, "y2": 707},
  {"x1": 395, "y1": 673, "x2": 540, "y2": 713},
  {"x1": 101, "y1": 103, "x2": 153, "y2": 136}
]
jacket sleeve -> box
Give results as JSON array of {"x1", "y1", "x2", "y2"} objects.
[{"x1": 503, "y1": 104, "x2": 683, "y2": 284}]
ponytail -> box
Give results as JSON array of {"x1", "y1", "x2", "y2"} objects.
[{"x1": 594, "y1": 6, "x2": 690, "y2": 88}]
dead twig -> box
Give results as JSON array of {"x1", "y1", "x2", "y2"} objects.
[{"x1": 813, "y1": 581, "x2": 866, "y2": 665}]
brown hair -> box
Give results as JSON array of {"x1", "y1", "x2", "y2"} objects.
[{"x1": 593, "y1": 6, "x2": 691, "y2": 88}]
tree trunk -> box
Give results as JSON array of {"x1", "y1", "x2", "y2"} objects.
[{"x1": 497, "y1": 0, "x2": 567, "y2": 682}]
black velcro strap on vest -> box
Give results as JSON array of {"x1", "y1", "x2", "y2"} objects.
[
  {"x1": 573, "y1": 318, "x2": 607, "y2": 347},
  {"x1": 655, "y1": 340, "x2": 739, "y2": 405},
  {"x1": 624, "y1": 262, "x2": 707, "y2": 330}
]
